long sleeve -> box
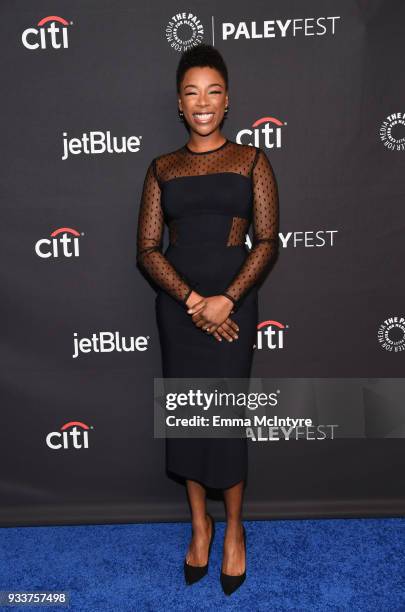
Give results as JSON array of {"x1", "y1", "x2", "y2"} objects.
[
  {"x1": 220, "y1": 148, "x2": 279, "y2": 309},
  {"x1": 136, "y1": 159, "x2": 193, "y2": 305}
]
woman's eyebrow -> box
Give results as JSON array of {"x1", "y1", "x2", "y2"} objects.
[{"x1": 184, "y1": 83, "x2": 224, "y2": 89}]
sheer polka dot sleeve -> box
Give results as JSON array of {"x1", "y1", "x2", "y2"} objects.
[
  {"x1": 136, "y1": 159, "x2": 193, "y2": 305},
  {"x1": 220, "y1": 148, "x2": 279, "y2": 309}
]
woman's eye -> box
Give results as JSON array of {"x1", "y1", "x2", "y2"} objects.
[{"x1": 185, "y1": 91, "x2": 222, "y2": 96}]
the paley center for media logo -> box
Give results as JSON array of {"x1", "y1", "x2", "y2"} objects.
[
  {"x1": 379, "y1": 112, "x2": 405, "y2": 151},
  {"x1": 166, "y1": 14, "x2": 341, "y2": 51},
  {"x1": 377, "y1": 316, "x2": 405, "y2": 352}
]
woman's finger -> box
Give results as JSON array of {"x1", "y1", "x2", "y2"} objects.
[
  {"x1": 226, "y1": 318, "x2": 240, "y2": 333},
  {"x1": 192, "y1": 313, "x2": 216, "y2": 328},
  {"x1": 216, "y1": 325, "x2": 234, "y2": 342},
  {"x1": 187, "y1": 299, "x2": 206, "y2": 315},
  {"x1": 220, "y1": 321, "x2": 239, "y2": 340},
  {"x1": 204, "y1": 323, "x2": 219, "y2": 334},
  {"x1": 192, "y1": 313, "x2": 206, "y2": 325},
  {"x1": 194, "y1": 318, "x2": 210, "y2": 329}
]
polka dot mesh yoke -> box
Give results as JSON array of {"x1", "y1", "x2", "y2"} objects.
[{"x1": 136, "y1": 139, "x2": 279, "y2": 307}]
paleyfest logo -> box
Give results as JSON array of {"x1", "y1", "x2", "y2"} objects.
[
  {"x1": 35, "y1": 227, "x2": 83, "y2": 259},
  {"x1": 166, "y1": 12, "x2": 204, "y2": 52},
  {"x1": 379, "y1": 112, "x2": 405, "y2": 151},
  {"x1": 236, "y1": 116, "x2": 286, "y2": 150},
  {"x1": 22, "y1": 15, "x2": 73, "y2": 50},
  {"x1": 255, "y1": 320, "x2": 287, "y2": 350},
  {"x1": 46, "y1": 421, "x2": 93, "y2": 450},
  {"x1": 377, "y1": 316, "x2": 405, "y2": 352},
  {"x1": 221, "y1": 16, "x2": 341, "y2": 40}
]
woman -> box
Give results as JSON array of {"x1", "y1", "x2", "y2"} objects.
[{"x1": 136, "y1": 44, "x2": 279, "y2": 595}]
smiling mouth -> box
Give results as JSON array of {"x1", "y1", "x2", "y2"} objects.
[{"x1": 193, "y1": 112, "x2": 215, "y2": 124}]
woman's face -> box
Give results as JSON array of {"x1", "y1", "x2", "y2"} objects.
[{"x1": 178, "y1": 66, "x2": 228, "y2": 137}]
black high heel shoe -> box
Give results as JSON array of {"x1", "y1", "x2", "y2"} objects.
[
  {"x1": 184, "y1": 512, "x2": 216, "y2": 585},
  {"x1": 220, "y1": 524, "x2": 246, "y2": 595}
]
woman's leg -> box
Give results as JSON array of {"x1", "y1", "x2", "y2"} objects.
[
  {"x1": 222, "y1": 480, "x2": 246, "y2": 574},
  {"x1": 185, "y1": 479, "x2": 213, "y2": 566}
]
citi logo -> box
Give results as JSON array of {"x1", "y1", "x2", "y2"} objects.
[
  {"x1": 46, "y1": 421, "x2": 92, "y2": 450},
  {"x1": 35, "y1": 227, "x2": 82, "y2": 259},
  {"x1": 236, "y1": 116, "x2": 286, "y2": 150},
  {"x1": 255, "y1": 320, "x2": 287, "y2": 350},
  {"x1": 22, "y1": 16, "x2": 72, "y2": 50}
]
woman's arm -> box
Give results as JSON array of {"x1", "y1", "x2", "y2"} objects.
[
  {"x1": 219, "y1": 148, "x2": 279, "y2": 310},
  {"x1": 136, "y1": 158, "x2": 195, "y2": 305}
]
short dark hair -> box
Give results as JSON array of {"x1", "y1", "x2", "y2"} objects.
[{"x1": 176, "y1": 44, "x2": 228, "y2": 93}]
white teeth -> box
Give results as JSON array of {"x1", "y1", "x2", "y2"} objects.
[{"x1": 194, "y1": 112, "x2": 214, "y2": 123}]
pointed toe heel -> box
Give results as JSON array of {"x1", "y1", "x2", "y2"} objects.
[
  {"x1": 220, "y1": 524, "x2": 246, "y2": 595},
  {"x1": 184, "y1": 512, "x2": 216, "y2": 585}
]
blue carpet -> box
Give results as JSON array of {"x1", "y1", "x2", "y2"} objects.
[{"x1": 0, "y1": 517, "x2": 405, "y2": 611}]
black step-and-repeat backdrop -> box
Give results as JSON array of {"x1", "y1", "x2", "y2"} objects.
[{"x1": 1, "y1": 1, "x2": 404, "y2": 526}]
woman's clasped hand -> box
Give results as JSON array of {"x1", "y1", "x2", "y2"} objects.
[{"x1": 186, "y1": 293, "x2": 239, "y2": 342}]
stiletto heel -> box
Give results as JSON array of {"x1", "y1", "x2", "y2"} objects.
[
  {"x1": 220, "y1": 524, "x2": 246, "y2": 595},
  {"x1": 184, "y1": 512, "x2": 216, "y2": 585}
]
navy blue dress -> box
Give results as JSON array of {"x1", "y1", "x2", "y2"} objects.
[{"x1": 137, "y1": 138, "x2": 279, "y2": 489}]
